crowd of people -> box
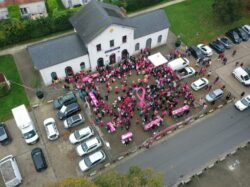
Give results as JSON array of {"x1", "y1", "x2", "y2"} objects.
[{"x1": 73, "y1": 49, "x2": 195, "y2": 134}]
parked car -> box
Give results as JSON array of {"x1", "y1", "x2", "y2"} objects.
[
  {"x1": 191, "y1": 78, "x2": 209, "y2": 91},
  {"x1": 232, "y1": 67, "x2": 250, "y2": 86},
  {"x1": 188, "y1": 46, "x2": 205, "y2": 59},
  {"x1": 216, "y1": 37, "x2": 233, "y2": 49},
  {"x1": 205, "y1": 89, "x2": 224, "y2": 102},
  {"x1": 209, "y1": 40, "x2": 225, "y2": 54},
  {"x1": 0, "y1": 123, "x2": 11, "y2": 145},
  {"x1": 234, "y1": 27, "x2": 249, "y2": 41},
  {"x1": 226, "y1": 30, "x2": 242, "y2": 44},
  {"x1": 57, "y1": 103, "x2": 81, "y2": 120},
  {"x1": 53, "y1": 92, "x2": 77, "y2": 109},
  {"x1": 63, "y1": 114, "x2": 85, "y2": 129},
  {"x1": 76, "y1": 137, "x2": 102, "y2": 156},
  {"x1": 31, "y1": 147, "x2": 47, "y2": 172},
  {"x1": 43, "y1": 118, "x2": 59, "y2": 140},
  {"x1": 242, "y1": 25, "x2": 250, "y2": 36},
  {"x1": 79, "y1": 150, "x2": 106, "y2": 172},
  {"x1": 177, "y1": 67, "x2": 196, "y2": 79},
  {"x1": 234, "y1": 95, "x2": 250, "y2": 111},
  {"x1": 69, "y1": 126, "x2": 94, "y2": 144},
  {"x1": 167, "y1": 57, "x2": 190, "y2": 71},
  {"x1": 197, "y1": 44, "x2": 213, "y2": 56}
]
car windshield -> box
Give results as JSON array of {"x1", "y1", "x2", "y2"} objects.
[
  {"x1": 84, "y1": 157, "x2": 92, "y2": 167},
  {"x1": 67, "y1": 117, "x2": 73, "y2": 125},
  {"x1": 209, "y1": 92, "x2": 216, "y2": 99},
  {"x1": 81, "y1": 143, "x2": 88, "y2": 152},
  {"x1": 221, "y1": 38, "x2": 227, "y2": 43},
  {"x1": 74, "y1": 131, "x2": 81, "y2": 139},
  {"x1": 49, "y1": 134, "x2": 57, "y2": 139},
  {"x1": 243, "y1": 75, "x2": 250, "y2": 81},
  {"x1": 58, "y1": 97, "x2": 64, "y2": 104},
  {"x1": 0, "y1": 127, "x2": 5, "y2": 136},
  {"x1": 23, "y1": 130, "x2": 36, "y2": 139},
  {"x1": 241, "y1": 98, "x2": 250, "y2": 106}
]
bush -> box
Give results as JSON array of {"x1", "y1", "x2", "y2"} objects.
[{"x1": 7, "y1": 5, "x2": 21, "y2": 20}]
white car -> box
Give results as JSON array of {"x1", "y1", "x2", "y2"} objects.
[
  {"x1": 177, "y1": 67, "x2": 196, "y2": 79},
  {"x1": 191, "y1": 78, "x2": 209, "y2": 91},
  {"x1": 232, "y1": 67, "x2": 250, "y2": 86},
  {"x1": 234, "y1": 95, "x2": 250, "y2": 111},
  {"x1": 76, "y1": 137, "x2": 102, "y2": 156},
  {"x1": 197, "y1": 44, "x2": 213, "y2": 56},
  {"x1": 205, "y1": 89, "x2": 224, "y2": 102},
  {"x1": 79, "y1": 150, "x2": 106, "y2": 172},
  {"x1": 242, "y1": 25, "x2": 250, "y2": 36},
  {"x1": 69, "y1": 126, "x2": 94, "y2": 144},
  {"x1": 43, "y1": 118, "x2": 59, "y2": 140}
]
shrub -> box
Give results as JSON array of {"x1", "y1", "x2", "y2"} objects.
[{"x1": 7, "y1": 5, "x2": 21, "y2": 20}]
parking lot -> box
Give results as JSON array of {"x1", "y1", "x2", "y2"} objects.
[
  {"x1": 1, "y1": 32, "x2": 250, "y2": 187},
  {"x1": 0, "y1": 100, "x2": 109, "y2": 187}
]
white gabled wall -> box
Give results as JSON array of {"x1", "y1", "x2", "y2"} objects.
[
  {"x1": 19, "y1": 1, "x2": 47, "y2": 16},
  {"x1": 40, "y1": 55, "x2": 90, "y2": 85},
  {"x1": 86, "y1": 24, "x2": 134, "y2": 71},
  {"x1": 0, "y1": 8, "x2": 8, "y2": 20},
  {"x1": 133, "y1": 28, "x2": 169, "y2": 54}
]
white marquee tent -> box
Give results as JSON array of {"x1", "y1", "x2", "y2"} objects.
[{"x1": 148, "y1": 52, "x2": 168, "y2": 67}]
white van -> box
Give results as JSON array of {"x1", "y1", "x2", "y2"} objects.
[
  {"x1": 0, "y1": 155, "x2": 22, "y2": 187},
  {"x1": 232, "y1": 67, "x2": 250, "y2": 86},
  {"x1": 167, "y1": 57, "x2": 190, "y2": 71},
  {"x1": 11, "y1": 105, "x2": 39, "y2": 145}
]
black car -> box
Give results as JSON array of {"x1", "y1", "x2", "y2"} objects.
[
  {"x1": 188, "y1": 46, "x2": 205, "y2": 59},
  {"x1": 226, "y1": 30, "x2": 242, "y2": 44},
  {"x1": 209, "y1": 41, "x2": 225, "y2": 54},
  {"x1": 234, "y1": 27, "x2": 249, "y2": 41},
  {"x1": 0, "y1": 123, "x2": 11, "y2": 145},
  {"x1": 57, "y1": 102, "x2": 81, "y2": 120},
  {"x1": 216, "y1": 37, "x2": 233, "y2": 49},
  {"x1": 31, "y1": 147, "x2": 47, "y2": 172}
]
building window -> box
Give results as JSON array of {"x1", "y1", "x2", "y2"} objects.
[
  {"x1": 96, "y1": 44, "x2": 101, "y2": 51},
  {"x1": 80, "y1": 62, "x2": 85, "y2": 70},
  {"x1": 122, "y1": 35, "x2": 127, "y2": 43},
  {"x1": 135, "y1": 43, "x2": 140, "y2": 51},
  {"x1": 110, "y1": 40, "x2": 114, "y2": 48},
  {"x1": 20, "y1": 7, "x2": 28, "y2": 15},
  {"x1": 158, "y1": 35, "x2": 162, "y2": 43}
]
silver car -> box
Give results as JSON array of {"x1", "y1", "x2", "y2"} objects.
[
  {"x1": 63, "y1": 114, "x2": 85, "y2": 129},
  {"x1": 76, "y1": 137, "x2": 102, "y2": 156},
  {"x1": 205, "y1": 89, "x2": 224, "y2": 102}
]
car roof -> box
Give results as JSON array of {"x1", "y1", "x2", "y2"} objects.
[
  {"x1": 46, "y1": 123, "x2": 57, "y2": 135},
  {"x1": 79, "y1": 127, "x2": 92, "y2": 135},
  {"x1": 71, "y1": 114, "x2": 82, "y2": 121},
  {"x1": 89, "y1": 151, "x2": 104, "y2": 163},
  {"x1": 85, "y1": 137, "x2": 99, "y2": 147},
  {"x1": 213, "y1": 89, "x2": 223, "y2": 95},
  {"x1": 234, "y1": 67, "x2": 248, "y2": 76}
]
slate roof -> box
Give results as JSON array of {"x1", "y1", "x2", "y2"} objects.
[
  {"x1": 28, "y1": 33, "x2": 87, "y2": 70},
  {"x1": 131, "y1": 10, "x2": 170, "y2": 39},
  {"x1": 69, "y1": 0, "x2": 134, "y2": 44},
  {"x1": 70, "y1": 0, "x2": 170, "y2": 44}
]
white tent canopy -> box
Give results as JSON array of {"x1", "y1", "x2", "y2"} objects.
[{"x1": 148, "y1": 52, "x2": 168, "y2": 67}]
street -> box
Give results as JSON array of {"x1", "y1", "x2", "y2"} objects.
[{"x1": 115, "y1": 104, "x2": 250, "y2": 186}]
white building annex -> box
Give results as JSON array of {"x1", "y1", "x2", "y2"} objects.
[{"x1": 28, "y1": 0, "x2": 170, "y2": 85}]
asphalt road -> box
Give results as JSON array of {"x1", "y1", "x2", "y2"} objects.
[{"x1": 116, "y1": 104, "x2": 250, "y2": 186}]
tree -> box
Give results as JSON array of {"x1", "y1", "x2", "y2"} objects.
[
  {"x1": 212, "y1": 0, "x2": 244, "y2": 23},
  {"x1": 94, "y1": 166, "x2": 164, "y2": 187},
  {"x1": 45, "y1": 177, "x2": 97, "y2": 187}
]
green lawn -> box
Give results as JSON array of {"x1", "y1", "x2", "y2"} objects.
[
  {"x1": 0, "y1": 55, "x2": 29, "y2": 121},
  {"x1": 165, "y1": 0, "x2": 250, "y2": 45}
]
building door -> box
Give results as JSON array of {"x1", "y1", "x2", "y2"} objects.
[
  {"x1": 146, "y1": 38, "x2": 152, "y2": 49},
  {"x1": 109, "y1": 53, "x2": 116, "y2": 64},
  {"x1": 65, "y1": 66, "x2": 74, "y2": 77},
  {"x1": 97, "y1": 58, "x2": 104, "y2": 67},
  {"x1": 121, "y1": 49, "x2": 129, "y2": 60}
]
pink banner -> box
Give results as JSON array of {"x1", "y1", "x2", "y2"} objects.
[
  {"x1": 172, "y1": 105, "x2": 190, "y2": 116},
  {"x1": 144, "y1": 116, "x2": 163, "y2": 131}
]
